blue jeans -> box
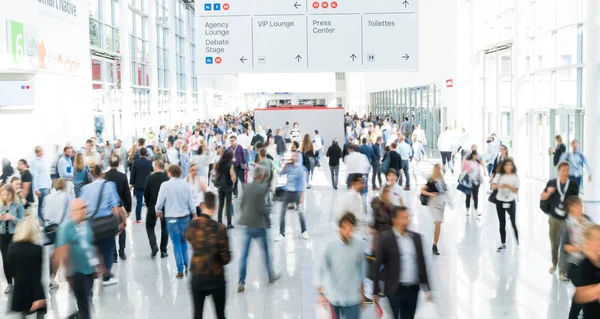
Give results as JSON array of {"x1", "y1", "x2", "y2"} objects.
[
  {"x1": 96, "y1": 236, "x2": 116, "y2": 281},
  {"x1": 332, "y1": 304, "x2": 361, "y2": 319},
  {"x1": 135, "y1": 188, "x2": 144, "y2": 221},
  {"x1": 238, "y1": 228, "x2": 274, "y2": 284},
  {"x1": 570, "y1": 175, "x2": 582, "y2": 192},
  {"x1": 166, "y1": 217, "x2": 190, "y2": 273},
  {"x1": 37, "y1": 188, "x2": 50, "y2": 221}
]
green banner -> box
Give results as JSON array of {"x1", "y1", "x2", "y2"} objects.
[{"x1": 9, "y1": 20, "x2": 24, "y2": 64}]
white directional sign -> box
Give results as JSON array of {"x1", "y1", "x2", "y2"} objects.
[{"x1": 197, "y1": 0, "x2": 419, "y2": 74}]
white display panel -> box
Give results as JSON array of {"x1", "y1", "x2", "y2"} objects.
[{"x1": 196, "y1": 0, "x2": 419, "y2": 73}]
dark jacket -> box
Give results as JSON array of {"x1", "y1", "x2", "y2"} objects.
[
  {"x1": 372, "y1": 144, "x2": 382, "y2": 162},
  {"x1": 239, "y1": 182, "x2": 270, "y2": 229},
  {"x1": 359, "y1": 144, "x2": 375, "y2": 162},
  {"x1": 326, "y1": 145, "x2": 343, "y2": 167},
  {"x1": 251, "y1": 134, "x2": 264, "y2": 146},
  {"x1": 540, "y1": 178, "x2": 580, "y2": 220},
  {"x1": 143, "y1": 171, "x2": 169, "y2": 215},
  {"x1": 105, "y1": 168, "x2": 132, "y2": 213},
  {"x1": 274, "y1": 135, "x2": 286, "y2": 154},
  {"x1": 130, "y1": 157, "x2": 153, "y2": 189},
  {"x1": 387, "y1": 150, "x2": 403, "y2": 171},
  {"x1": 373, "y1": 229, "x2": 430, "y2": 296},
  {"x1": 554, "y1": 143, "x2": 567, "y2": 166}
]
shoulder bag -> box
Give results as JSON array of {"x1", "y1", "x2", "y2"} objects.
[
  {"x1": 456, "y1": 174, "x2": 472, "y2": 195},
  {"x1": 43, "y1": 194, "x2": 70, "y2": 246},
  {"x1": 89, "y1": 182, "x2": 120, "y2": 242},
  {"x1": 488, "y1": 175, "x2": 500, "y2": 204}
]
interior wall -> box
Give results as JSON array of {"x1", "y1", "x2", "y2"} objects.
[{"x1": 0, "y1": 0, "x2": 93, "y2": 165}]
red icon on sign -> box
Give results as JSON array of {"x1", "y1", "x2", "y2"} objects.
[
  {"x1": 446, "y1": 79, "x2": 454, "y2": 88},
  {"x1": 223, "y1": 3, "x2": 230, "y2": 10},
  {"x1": 312, "y1": 2, "x2": 319, "y2": 8},
  {"x1": 215, "y1": 57, "x2": 222, "y2": 64},
  {"x1": 26, "y1": 85, "x2": 30, "y2": 89},
  {"x1": 321, "y1": 2, "x2": 329, "y2": 8},
  {"x1": 331, "y1": 1, "x2": 338, "y2": 8}
]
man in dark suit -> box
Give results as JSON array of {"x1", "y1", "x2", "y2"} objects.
[
  {"x1": 373, "y1": 206, "x2": 432, "y2": 319},
  {"x1": 143, "y1": 160, "x2": 169, "y2": 258},
  {"x1": 130, "y1": 147, "x2": 153, "y2": 223},
  {"x1": 105, "y1": 156, "x2": 132, "y2": 261}
]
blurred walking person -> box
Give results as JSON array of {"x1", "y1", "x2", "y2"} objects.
[
  {"x1": 421, "y1": 163, "x2": 448, "y2": 255},
  {"x1": 492, "y1": 158, "x2": 520, "y2": 252},
  {"x1": 186, "y1": 192, "x2": 231, "y2": 319},
  {"x1": 570, "y1": 225, "x2": 600, "y2": 318},
  {"x1": 326, "y1": 140, "x2": 343, "y2": 190},
  {"x1": 237, "y1": 166, "x2": 279, "y2": 292},
  {"x1": 6, "y1": 217, "x2": 47, "y2": 318},
  {"x1": 0, "y1": 184, "x2": 24, "y2": 294},
  {"x1": 105, "y1": 156, "x2": 132, "y2": 260},
  {"x1": 155, "y1": 165, "x2": 196, "y2": 278},
  {"x1": 276, "y1": 152, "x2": 309, "y2": 241},
  {"x1": 143, "y1": 160, "x2": 169, "y2": 258},
  {"x1": 315, "y1": 213, "x2": 367, "y2": 319},
  {"x1": 214, "y1": 150, "x2": 237, "y2": 229},
  {"x1": 53, "y1": 199, "x2": 100, "y2": 319},
  {"x1": 31, "y1": 146, "x2": 52, "y2": 221},
  {"x1": 373, "y1": 206, "x2": 432, "y2": 319},
  {"x1": 130, "y1": 147, "x2": 153, "y2": 224}
]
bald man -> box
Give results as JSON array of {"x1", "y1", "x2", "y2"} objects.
[{"x1": 53, "y1": 199, "x2": 99, "y2": 319}]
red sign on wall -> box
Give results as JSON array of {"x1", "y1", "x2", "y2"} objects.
[{"x1": 446, "y1": 79, "x2": 454, "y2": 88}]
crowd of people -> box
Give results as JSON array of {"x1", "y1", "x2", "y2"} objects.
[{"x1": 0, "y1": 110, "x2": 597, "y2": 319}]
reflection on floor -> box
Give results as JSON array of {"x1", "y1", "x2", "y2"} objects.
[{"x1": 0, "y1": 158, "x2": 575, "y2": 319}]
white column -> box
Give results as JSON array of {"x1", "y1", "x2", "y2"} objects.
[
  {"x1": 119, "y1": 0, "x2": 134, "y2": 144},
  {"x1": 584, "y1": 0, "x2": 600, "y2": 219},
  {"x1": 184, "y1": 10, "x2": 195, "y2": 120},
  {"x1": 512, "y1": 1, "x2": 528, "y2": 171},
  {"x1": 148, "y1": 0, "x2": 159, "y2": 129},
  {"x1": 168, "y1": 0, "x2": 179, "y2": 125}
]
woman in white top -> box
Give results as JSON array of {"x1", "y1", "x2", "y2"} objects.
[
  {"x1": 421, "y1": 163, "x2": 448, "y2": 255},
  {"x1": 191, "y1": 144, "x2": 210, "y2": 178},
  {"x1": 461, "y1": 151, "x2": 486, "y2": 217},
  {"x1": 185, "y1": 164, "x2": 208, "y2": 217},
  {"x1": 41, "y1": 178, "x2": 72, "y2": 290},
  {"x1": 491, "y1": 158, "x2": 520, "y2": 252}
]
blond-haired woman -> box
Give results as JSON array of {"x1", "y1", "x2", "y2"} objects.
[
  {"x1": 73, "y1": 153, "x2": 91, "y2": 198},
  {"x1": 0, "y1": 184, "x2": 24, "y2": 293},
  {"x1": 421, "y1": 163, "x2": 448, "y2": 256},
  {"x1": 7, "y1": 217, "x2": 46, "y2": 317}
]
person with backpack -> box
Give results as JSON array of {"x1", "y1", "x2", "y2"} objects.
[
  {"x1": 300, "y1": 135, "x2": 317, "y2": 189},
  {"x1": 326, "y1": 140, "x2": 343, "y2": 190},
  {"x1": 540, "y1": 161, "x2": 580, "y2": 275}
]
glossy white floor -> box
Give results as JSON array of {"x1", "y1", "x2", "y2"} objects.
[{"x1": 0, "y1": 156, "x2": 577, "y2": 319}]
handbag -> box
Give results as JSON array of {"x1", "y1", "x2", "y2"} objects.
[
  {"x1": 43, "y1": 195, "x2": 70, "y2": 246},
  {"x1": 420, "y1": 193, "x2": 429, "y2": 206},
  {"x1": 88, "y1": 182, "x2": 120, "y2": 242},
  {"x1": 488, "y1": 176, "x2": 500, "y2": 204},
  {"x1": 456, "y1": 174, "x2": 472, "y2": 195}
]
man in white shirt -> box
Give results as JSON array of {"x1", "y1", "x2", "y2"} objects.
[
  {"x1": 31, "y1": 146, "x2": 53, "y2": 220},
  {"x1": 396, "y1": 135, "x2": 413, "y2": 190},
  {"x1": 412, "y1": 124, "x2": 427, "y2": 146},
  {"x1": 437, "y1": 126, "x2": 455, "y2": 174},
  {"x1": 344, "y1": 144, "x2": 371, "y2": 215},
  {"x1": 337, "y1": 175, "x2": 365, "y2": 223}
]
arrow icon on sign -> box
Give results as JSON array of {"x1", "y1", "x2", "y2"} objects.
[
  {"x1": 294, "y1": 1, "x2": 301, "y2": 9},
  {"x1": 295, "y1": 55, "x2": 302, "y2": 62},
  {"x1": 240, "y1": 56, "x2": 247, "y2": 63},
  {"x1": 350, "y1": 54, "x2": 357, "y2": 62},
  {"x1": 402, "y1": 54, "x2": 410, "y2": 61},
  {"x1": 403, "y1": 0, "x2": 409, "y2": 8}
]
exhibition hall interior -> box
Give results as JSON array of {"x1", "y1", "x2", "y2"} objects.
[{"x1": 0, "y1": 0, "x2": 599, "y2": 318}]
